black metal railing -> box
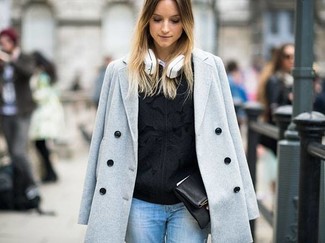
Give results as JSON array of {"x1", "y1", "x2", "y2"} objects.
[
  {"x1": 243, "y1": 102, "x2": 325, "y2": 242},
  {"x1": 294, "y1": 112, "x2": 325, "y2": 243},
  {"x1": 243, "y1": 102, "x2": 292, "y2": 238}
]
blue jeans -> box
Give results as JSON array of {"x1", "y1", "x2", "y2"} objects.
[{"x1": 125, "y1": 198, "x2": 209, "y2": 243}]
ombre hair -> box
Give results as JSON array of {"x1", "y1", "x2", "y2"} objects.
[{"x1": 128, "y1": 0, "x2": 195, "y2": 99}]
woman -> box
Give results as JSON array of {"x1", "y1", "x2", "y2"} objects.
[
  {"x1": 257, "y1": 43, "x2": 295, "y2": 155},
  {"x1": 78, "y1": 0, "x2": 259, "y2": 242},
  {"x1": 257, "y1": 43, "x2": 294, "y2": 194},
  {"x1": 29, "y1": 51, "x2": 64, "y2": 183}
]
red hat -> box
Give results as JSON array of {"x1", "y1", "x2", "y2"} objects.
[{"x1": 0, "y1": 27, "x2": 18, "y2": 45}]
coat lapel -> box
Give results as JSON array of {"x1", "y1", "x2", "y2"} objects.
[
  {"x1": 118, "y1": 50, "x2": 213, "y2": 139},
  {"x1": 193, "y1": 50, "x2": 213, "y2": 132},
  {"x1": 118, "y1": 64, "x2": 138, "y2": 143}
]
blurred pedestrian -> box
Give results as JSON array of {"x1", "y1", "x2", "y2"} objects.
[
  {"x1": 70, "y1": 70, "x2": 82, "y2": 91},
  {"x1": 243, "y1": 55, "x2": 264, "y2": 101},
  {"x1": 29, "y1": 51, "x2": 64, "y2": 183},
  {"x1": 226, "y1": 60, "x2": 248, "y2": 126},
  {"x1": 257, "y1": 43, "x2": 294, "y2": 155},
  {"x1": 78, "y1": 56, "x2": 113, "y2": 144},
  {"x1": 92, "y1": 55, "x2": 112, "y2": 107},
  {"x1": 256, "y1": 43, "x2": 294, "y2": 195},
  {"x1": 0, "y1": 27, "x2": 40, "y2": 208},
  {"x1": 313, "y1": 74, "x2": 325, "y2": 114},
  {"x1": 256, "y1": 47, "x2": 278, "y2": 112},
  {"x1": 78, "y1": 0, "x2": 259, "y2": 242}
]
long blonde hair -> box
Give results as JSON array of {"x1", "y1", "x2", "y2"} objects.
[{"x1": 128, "y1": 0, "x2": 195, "y2": 99}]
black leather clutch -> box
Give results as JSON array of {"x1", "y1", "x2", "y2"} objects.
[{"x1": 174, "y1": 171, "x2": 210, "y2": 229}]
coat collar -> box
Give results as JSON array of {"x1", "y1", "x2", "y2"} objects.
[
  {"x1": 119, "y1": 48, "x2": 214, "y2": 140},
  {"x1": 192, "y1": 49, "x2": 214, "y2": 131}
]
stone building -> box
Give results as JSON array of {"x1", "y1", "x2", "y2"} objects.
[{"x1": 1, "y1": 0, "x2": 325, "y2": 92}]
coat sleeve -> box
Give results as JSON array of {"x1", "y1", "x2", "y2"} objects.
[
  {"x1": 78, "y1": 62, "x2": 114, "y2": 225},
  {"x1": 12, "y1": 54, "x2": 35, "y2": 80},
  {"x1": 214, "y1": 56, "x2": 260, "y2": 220}
]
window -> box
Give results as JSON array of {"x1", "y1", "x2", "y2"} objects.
[
  {"x1": 193, "y1": 3, "x2": 217, "y2": 53},
  {"x1": 270, "y1": 11, "x2": 278, "y2": 34},
  {"x1": 288, "y1": 10, "x2": 295, "y2": 34},
  {"x1": 102, "y1": 4, "x2": 135, "y2": 59},
  {"x1": 22, "y1": 3, "x2": 55, "y2": 60},
  {"x1": 0, "y1": 0, "x2": 11, "y2": 29},
  {"x1": 263, "y1": 10, "x2": 294, "y2": 59}
]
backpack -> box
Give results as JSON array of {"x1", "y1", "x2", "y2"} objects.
[
  {"x1": 0, "y1": 162, "x2": 41, "y2": 212},
  {"x1": 0, "y1": 164, "x2": 14, "y2": 209}
]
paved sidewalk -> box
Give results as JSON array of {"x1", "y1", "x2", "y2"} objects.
[
  {"x1": 0, "y1": 139, "x2": 272, "y2": 243},
  {"x1": 0, "y1": 145, "x2": 88, "y2": 243}
]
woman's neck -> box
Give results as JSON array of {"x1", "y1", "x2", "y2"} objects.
[{"x1": 153, "y1": 46, "x2": 174, "y2": 62}]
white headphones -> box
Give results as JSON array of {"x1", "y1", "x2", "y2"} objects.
[{"x1": 144, "y1": 49, "x2": 185, "y2": 79}]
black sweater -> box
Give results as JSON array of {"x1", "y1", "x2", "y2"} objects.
[{"x1": 134, "y1": 73, "x2": 199, "y2": 205}]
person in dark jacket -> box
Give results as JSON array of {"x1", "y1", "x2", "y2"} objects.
[
  {"x1": 258, "y1": 43, "x2": 295, "y2": 155},
  {"x1": 313, "y1": 75, "x2": 325, "y2": 114},
  {"x1": 0, "y1": 27, "x2": 37, "y2": 190},
  {"x1": 92, "y1": 55, "x2": 113, "y2": 107},
  {"x1": 256, "y1": 43, "x2": 294, "y2": 195}
]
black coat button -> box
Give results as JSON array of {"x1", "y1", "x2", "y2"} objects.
[
  {"x1": 215, "y1": 127, "x2": 222, "y2": 135},
  {"x1": 99, "y1": 188, "x2": 106, "y2": 195},
  {"x1": 114, "y1": 131, "x2": 121, "y2": 138},
  {"x1": 107, "y1": 159, "x2": 114, "y2": 167},
  {"x1": 224, "y1": 157, "x2": 231, "y2": 164},
  {"x1": 234, "y1": 187, "x2": 240, "y2": 193}
]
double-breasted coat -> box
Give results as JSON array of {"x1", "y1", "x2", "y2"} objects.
[{"x1": 78, "y1": 48, "x2": 259, "y2": 243}]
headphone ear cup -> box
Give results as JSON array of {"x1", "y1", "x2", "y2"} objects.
[
  {"x1": 144, "y1": 49, "x2": 157, "y2": 75},
  {"x1": 166, "y1": 55, "x2": 185, "y2": 78}
]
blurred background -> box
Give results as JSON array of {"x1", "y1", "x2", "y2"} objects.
[
  {"x1": 0, "y1": 0, "x2": 325, "y2": 242},
  {"x1": 0, "y1": 0, "x2": 324, "y2": 91}
]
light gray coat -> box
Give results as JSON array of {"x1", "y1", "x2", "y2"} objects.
[{"x1": 78, "y1": 49, "x2": 259, "y2": 243}]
